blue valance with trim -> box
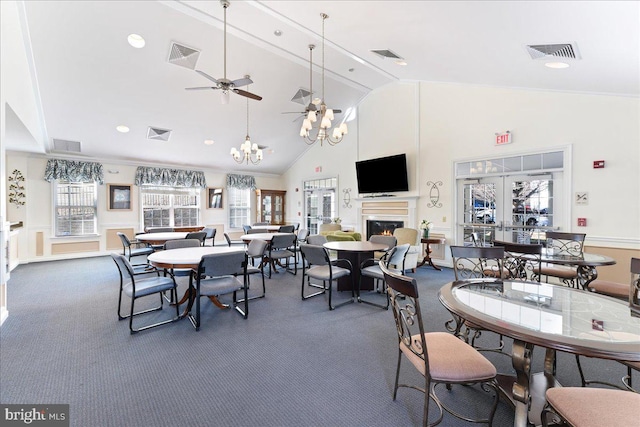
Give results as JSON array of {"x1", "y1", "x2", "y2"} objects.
[
  {"x1": 44, "y1": 159, "x2": 104, "y2": 184},
  {"x1": 134, "y1": 166, "x2": 207, "y2": 189},
  {"x1": 226, "y1": 174, "x2": 256, "y2": 190}
]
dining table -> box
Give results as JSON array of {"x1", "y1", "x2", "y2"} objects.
[
  {"x1": 323, "y1": 241, "x2": 390, "y2": 291},
  {"x1": 136, "y1": 231, "x2": 189, "y2": 246},
  {"x1": 250, "y1": 225, "x2": 281, "y2": 232},
  {"x1": 439, "y1": 278, "x2": 640, "y2": 427},
  {"x1": 539, "y1": 250, "x2": 616, "y2": 290},
  {"x1": 148, "y1": 246, "x2": 245, "y2": 316}
]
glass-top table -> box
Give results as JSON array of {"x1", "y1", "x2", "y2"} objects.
[{"x1": 439, "y1": 279, "x2": 640, "y2": 427}]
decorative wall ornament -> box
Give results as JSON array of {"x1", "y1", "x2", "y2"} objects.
[
  {"x1": 8, "y1": 169, "x2": 26, "y2": 207},
  {"x1": 426, "y1": 181, "x2": 443, "y2": 208},
  {"x1": 342, "y1": 188, "x2": 352, "y2": 209}
]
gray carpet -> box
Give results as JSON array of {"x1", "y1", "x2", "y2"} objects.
[{"x1": 0, "y1": 256, "x2": 631, "y2": 427}]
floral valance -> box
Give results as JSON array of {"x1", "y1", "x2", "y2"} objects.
[
  {"x1": 227, "y1": 174, "x2": 256, "y2": 190},
  {"x1": 44, "y1": 159, "x2": 104, "y2": 184},
  {"x1": 134, "y1": 166, "x2": 206, "y2": 189}
]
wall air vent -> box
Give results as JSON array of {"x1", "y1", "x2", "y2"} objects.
[
  {"x1": 291, "y1": 88, "x2": 312, "y2": 105},
  {"x1": 370, "y1": 49, "x2": 403, "y2": 60},
  {"x1": 147, "y1": 127, "x2": 172, "y2": 142},
  {"x1": 168, "y1": 42, "x2": 200, "y2": 70},
  {"x1": 52, "y1": 138, "x2": 81, "y2": 153},
  {"x1": 525, "y1": 43, "x2": 581, "y2": 60}
]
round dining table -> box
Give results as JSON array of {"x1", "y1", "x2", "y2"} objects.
[
  {"x1": 323, "y1": 241, "x2": 390, "y2": 291},
  {"x1": 136, "y1": 232, "x2": 189, "y2": 246}
]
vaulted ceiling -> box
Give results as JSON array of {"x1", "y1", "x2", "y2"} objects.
[{"x1": 7, "y1": 1, "x2": 639, "y2": 175}]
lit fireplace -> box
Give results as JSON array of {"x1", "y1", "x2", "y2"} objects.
[{"x1": 366, "y1": 220, "x2": 404, "y2": 240}]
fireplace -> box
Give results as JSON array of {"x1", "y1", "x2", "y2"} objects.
[{"x1": 366, "y1": 220, "x2": 404, "y2": 240}]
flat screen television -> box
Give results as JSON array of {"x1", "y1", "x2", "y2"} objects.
[{"x1": 355, "y1": 153, "x2": 409, "y2": 195}]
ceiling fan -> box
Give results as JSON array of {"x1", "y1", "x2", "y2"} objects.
[{"x1": 185, "y1": 0, "x2": 262, "y2": 103}]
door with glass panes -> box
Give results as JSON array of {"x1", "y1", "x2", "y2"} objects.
[
  {"x1": 304, "y1": 189, "x2": 335, "y2": 235},
  {"x1": 458, "y1": 174, "x2": 561, "y2": 246}
]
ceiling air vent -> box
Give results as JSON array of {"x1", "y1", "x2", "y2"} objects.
[
  {"x1": 291, "y1": 88, "x2": 312, "y2": 105},
  {"x1": 147, "y1": 127, "x2": 172, "y2": 142},
  {"x1": 52, "y1": 138, "x2": 81, "y2": 153},
  {"x1": 370, "y1": 49, "x2": 403, "y2": 60},
  {"x1": 168, "y1": 42, "x2": 200, "y2": 70},
  {"x1": 525, "y1": 43, "x2": 581, "y2": 60}
]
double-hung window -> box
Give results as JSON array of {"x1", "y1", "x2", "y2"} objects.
[
  {"x1": 140, "y1": 186, "x2": 200, "y2": 229},
  {"x1": 54, "y1": 181, "x2": 98, "y2": 236},
  {"x1": 227, "y1": 186, "x2": 251, "y2": 229}
]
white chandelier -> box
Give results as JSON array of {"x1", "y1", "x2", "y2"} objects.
[
  {"x1": 231, "y1": 77, "x2": 262, "y2": 165},
  {"x1": 300, "y1": 13, "x2": 348, "y2": 146}
]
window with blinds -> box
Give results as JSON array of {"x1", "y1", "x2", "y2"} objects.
[
  {"x1": 140, "y1": 186, "x2": 200, "y2": 228},
  {"x1": 227, "y1": 186, "x2": 251, "y2": 229},
  {"x1": 54, "y1": 181, "x2": 97, "y2": 236}
]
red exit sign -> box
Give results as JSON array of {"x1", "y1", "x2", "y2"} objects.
[{"x1": 495, "y1": 131, "x2": 512, "y2": 146}]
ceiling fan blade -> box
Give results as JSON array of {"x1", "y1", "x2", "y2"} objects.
[
  {"x1": 281, "y1": 111, "x2": 306, "y2": 114},
  {"x1": 185, "y1": 86, "x2": 218, "y2": 91},
  {"x1": 231, "y1": 77, "x2": 253, "y2": 87},
  {"x1": 333, "y1": 109, "x2": 342, "y2": 114},
  {"x1": 233, "y1": 88, "x2": 262, "y2": 101},
  {"x1": 195, "y1": 70, "x2": 219, "y2": 84}
]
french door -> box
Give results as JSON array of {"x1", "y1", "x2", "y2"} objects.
[
  {"x1": 458, "y1": 173, "x2": 561, "y2": 245},
  {"x1": 304, "y1": 189, "x2": 336, "y2": 235}
]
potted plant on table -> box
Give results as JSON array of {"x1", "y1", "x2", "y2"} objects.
[{"x1": 419, "y1": 220, "x2": 433, "y2": 239}]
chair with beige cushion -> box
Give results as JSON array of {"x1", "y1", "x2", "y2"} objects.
[
  {"x1": 393, "y1": 227, "x2": 420, "y2": 272},
  {"x1": 381, "y1": 264, "x2": 499, "y2": 426},
  {"x1": 542, "y1": 387, "x2": 640, "y2": 427}
]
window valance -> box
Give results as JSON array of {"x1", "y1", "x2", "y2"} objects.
[
  {"x1": 44, "y1": 159, "x2": 104, "y2": 184},
  {"x1": 227, "y1": 174, "x2": 256, "y2": 190},
  {"x1": 134, "y1": 166, "x2": 206, "y2": 189}
]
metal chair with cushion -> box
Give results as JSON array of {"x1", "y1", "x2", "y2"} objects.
[
  {"x1": 533, "y1": 231, "x2": 586, "y2": 288},
  {"x1": 369, "y1": 234, "x2": 397, "y2": 260},
  {"x1": 300, "y1": 243, "x2": 354, "y2": 310},
  {"x1": 246, "y1": 228, "x2": 265, "y2": 234},
  {"x1": 202, "y1": 227, "x2": 216, "y2": 246},
  {"x1": 244, "y1": 239, "x2": 269, "y2": 301},
  {"x1": 278, "y1": 224, "x2": 295, "y2": 233},
  {"x1": 381, "y1": 264, "x2": 499, "y2": 426},
  {"x1": 393, "y1": 227, "x2": 420, "y2": 272},
  {"x1": 492, "y1": 240, "x2": 543, "y2": 281},
  {"x1": 117, "y1": 232, "x2": 154, "y2": 266},
  {"x1": 358, "y1": 243, "x2": 410, "y2": 309},
  {"x1": 541, "y1": 387, "x2": 640, "y2": 427},
  {"x1": 306, "y1": 234, "x2": 327, "y2": 246},
  {"x1": 188, "y1": 251, "x2": 249, "y2": 331},
  {"x1": 111, "y1": 253, "x2": 179, "y2": 334},
  {"x1": 185, "y1": 231, "x2": 207, "y2": 246},
  {"x1": 224, "y1": 232, "x2": 245, "y2": 247},
  {"x1": 289, "y1": 228, "x2": 310, "y2": 265},
  {"x1": 265, "y1": 233, "x2": 297, "y2": 278},
  {"x1": 242, "y1": 225, "x2": 252, "y2": 233}
]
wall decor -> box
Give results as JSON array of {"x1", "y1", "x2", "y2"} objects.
[
  {"x1": 426, "y1": 181, "x2": 443, "y2": 208},
  {"x1": 342, "y1": 188, "x2": 352, "y2": 209},
  {"x1": 8, "y1": 169, "x2": 26, "y2": 207},
  {"x1": 208, "y1": 188, "x2": 223, "y2": 209},
  {"x1": 108, "y1": 184, "x2": 132, "y2": 210}
]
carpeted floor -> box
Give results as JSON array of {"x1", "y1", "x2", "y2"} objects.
[{"x1": 0, "y1": 256, "x2": 632, "y2": 426}]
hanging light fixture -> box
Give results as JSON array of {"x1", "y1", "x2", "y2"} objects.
[
  {"x1": 231, "y1": 77, "x2": 262, "y2": 165},
  {"x1": 300, "y1": 13, "x2": 348, "y2": 146}
]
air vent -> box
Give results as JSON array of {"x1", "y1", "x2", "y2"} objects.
[
  {"x1": 168, "y1": 42, "x2": 200, "y2": 70},
  {"x1": 52, "y1": 138, "x2": 81, "y2": 153},
  {"x1": 147, "y1": 127, "x2": 172, "y2": 142},
  {"x1": 370, "y1": 49, "x2": 403, "y2": 60},
  {"x1": 291, "y1": 88, "x2": 312, "y2": 105},
  {"x1": 525, "y1": 43, "x2": 581, "y2": 60}
]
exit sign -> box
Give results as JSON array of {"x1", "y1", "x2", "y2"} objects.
[{"x1": 495, "y1": 131, "x2": 512, "y2": 146}]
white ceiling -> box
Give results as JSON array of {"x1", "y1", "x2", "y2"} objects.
[{"x1": 8, "y1": 0, "x2": 639, "y2": 175}]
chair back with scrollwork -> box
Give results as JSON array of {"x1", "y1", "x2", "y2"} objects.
[
  {"x1": 545, "y1": 231, "x2": 586, "y2": 256},
  {"x1": 450, "y1": 246, "x2": 504, "y2": 280},
  {"x1": 630, "y1": 257, "x2": 640, "y2": 315},
  {"x1": 493, "y1": 241, "x2": 542, "y2": 282}
]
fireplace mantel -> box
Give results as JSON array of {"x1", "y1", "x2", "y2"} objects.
[{"x1": 356, "y1": 196, "x2": 418, "y2": 234}]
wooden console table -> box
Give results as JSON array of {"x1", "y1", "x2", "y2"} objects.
[{"x1": 416, "y1": 237, "x2": 446, "y2": 270}]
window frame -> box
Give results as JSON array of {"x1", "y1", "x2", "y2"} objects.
[
  {"x1": 53, "y1": 180, "x2": 98, "y2": 237},
  {"x1": 227, "y1": 186, "x2": 252, "y2": 229},
  {"x1": 140, "y1": 186, "x2": 201, "y2": 229}
]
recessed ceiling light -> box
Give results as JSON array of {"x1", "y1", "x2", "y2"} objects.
[
  {"x1": 545, "y1": 62, "x2": 569, "y2": 69},
  {"x1": 273, "y1": 30, "x2": 282, "y2": 37},
  {"x1": 204, "y1": 139, "x2": 215, "y2": 145},
  {"x1": 127, "y1": 34, "x2": 145, "y2": 48},
  {"x1": 116, "y1": 125, "x2": 129, "y2": 133},
  {"x1": 394, "y1": 59, "x2": 407, "y2": 66}
]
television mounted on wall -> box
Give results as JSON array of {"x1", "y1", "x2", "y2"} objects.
[{"x1": 355, "y1": 153, "x2": 409, "y2": 195}]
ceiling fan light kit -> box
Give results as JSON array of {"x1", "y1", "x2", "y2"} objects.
[{"x1": 299, "y1": 14, "x2": 348, "y2": 146}]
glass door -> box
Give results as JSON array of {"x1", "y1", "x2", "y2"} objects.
[{"x1": 304, "y1": 189, "x2": 335, "y2": 235}]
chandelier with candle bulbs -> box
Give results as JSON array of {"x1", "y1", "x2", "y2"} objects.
[
  {"x1": 299, "y1": 13, "x2": 348, "y2": 146},
  {"x1": 231, "y1": 77, "x2": 262, "y2": 165}
]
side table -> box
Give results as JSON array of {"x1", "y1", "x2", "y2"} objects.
[{"x1": 416, "y1": 237, "x2": 446, "y2": 270}]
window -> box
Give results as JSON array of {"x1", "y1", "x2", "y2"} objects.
[
  {"x1": 140, "y1": 186, "x2": 200, "y2": 229},
  {"x1": 54, "y1": 181, "x2": 97, "y2": 236},
  {"x1": 228, "y1": 186, "x2": 251, "y2": 229}
]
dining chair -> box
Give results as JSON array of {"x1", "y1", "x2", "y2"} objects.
[
  {"x1": 300, "y1": 244, "x2": 354, "y2": 310},
  {"x1": 392, "y1": 227, "x2": 420, "y2": 272},
  {"x1": 381, "y1": 264, "x2": 499, "y2": 426},
  {"x1": 202, "y1": 227, "x2": 216, "y2": 246},
  {"x1": 533, "y1": 231, "x2": 586, "y2": 288},
  {"x1": 185, "y1": 231, "x2": 207, "y2": 246},
  {"x1": 242, "y1": 225, "x2": 252, "y2": 233},
  {"x1": 111, "y1": 253, "x2": 179, "y2": 334},
  {"x1": 246, "y1": 228, "x2": 265, "y2": 234},
  {"x1": 289, "y1": 228, "x2": 309, "y2": 266},
  {"x1": 224, "y1": 232, "x2": 245, "y2": 247},
  {"x1": 358, "y1": 243, "x2": 410, "y2": 309},
  {"x1": 369, "y1": 234, "x2": 397, "y2": 260},
  {"x1": 541, "y1": 387, "x2": 640, "y2": 427},
  {"x1": 278, "y1": 224, "x2": 295, "y2": 233},
  {"x1": 243, "y1": 238, "x2": 268, "y2": 301},
  {"x1": 163, "y1": 238, "x2": 201, "y2": 302},
  {"x1": 265, "y1": 233, "x2": 297, "y2": 278},
  {"x1": 188, "y1": 251, "x2": 249, "y2": 331},
  {"x1": 117, "y1": 232, "x2": 154, "y2": 267},
  {"x1": 492, "y1": 240, "x2": 543, "y2": 281}
]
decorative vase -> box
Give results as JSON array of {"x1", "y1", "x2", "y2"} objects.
[{"x1": 423, "y1": 229, "x2": 429, "y2": 239}]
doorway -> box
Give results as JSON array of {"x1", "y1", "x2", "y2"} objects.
[{"x1": 303, "y1": 177, "x2": 337, "y2": 235}]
